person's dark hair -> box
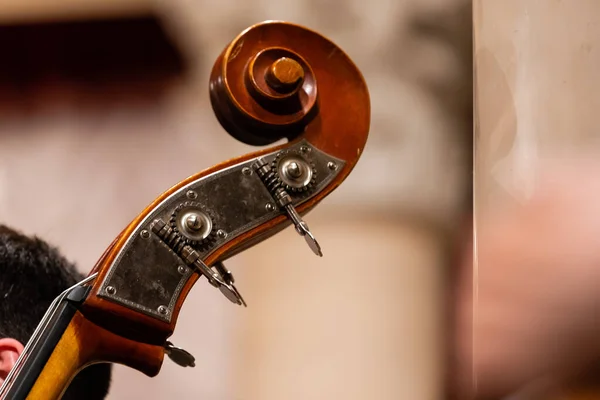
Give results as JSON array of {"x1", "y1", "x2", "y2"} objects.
[{"x1": 0, "y1": 225, "x2": 111, "y2": 399}]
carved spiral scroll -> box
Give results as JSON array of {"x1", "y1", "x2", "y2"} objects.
[
  {"x1": 209, "y1": 21, "x2": 368, "y2": 147},
  {"x1": 80, "y1": 19, "x2": 370, "y2": 354}
]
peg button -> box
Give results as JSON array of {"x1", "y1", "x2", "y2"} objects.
[{"x1": 265, "y1": 57, "x2": 305, "y2": 93}]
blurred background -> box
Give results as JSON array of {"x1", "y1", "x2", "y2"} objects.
[
  {"x1": 473, "y1": 2, "x2": 600, "y2": 399},
  {"x1": 0, "y1": 0, "x2": 471, "y2": 399}
]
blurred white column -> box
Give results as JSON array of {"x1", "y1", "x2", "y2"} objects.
[
  {"x1": 474, "y1": 0, "x2": 600, "y2": 211},
  {"x1": 475, "y1": 1, "x2": 600, "y2": 398}
]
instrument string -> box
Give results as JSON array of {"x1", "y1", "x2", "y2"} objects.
[{"x1": 0, "y1": 273, "x2": 97, "y2": 397}]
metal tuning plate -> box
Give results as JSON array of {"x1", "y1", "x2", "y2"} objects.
[{"x1": 97, "y1": 140, "x2": 344, "y2": 321}]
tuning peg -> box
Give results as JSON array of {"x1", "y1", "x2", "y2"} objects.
[
  {"x1": 272, "y1": 187, "x2": 323, "y2": 257},
  {"x1": 177, "y1": 245, "x2": 246, "y2": 307},
  {"x1": 285, "y1": 205, "x2": 323, "y2": 257},
  {"x1": 164, "y1": 341, "x2": 195, "y2": 368},
  {"x1": 252, "y1": 157, "x2": 324, "y2": 257},
  {"x1": 214, "y1": 262, "x2": 247, "y2": 307}
]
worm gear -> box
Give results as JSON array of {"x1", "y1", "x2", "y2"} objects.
[
  {"x1": 169, "y1": 202, "x2": 217, "y2": 250},
  {"x1": 271, "y1": 150, "x2": 317, "y2": 193}
]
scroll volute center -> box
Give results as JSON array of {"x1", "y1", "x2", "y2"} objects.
[
  {"x1": 265, "y1": 57, "x2": 305, "y2": 94},
  {"x1": 244, "y1": 48, "x2": 317, "y2": 119}
]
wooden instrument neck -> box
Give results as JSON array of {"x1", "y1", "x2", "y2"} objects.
[
  {"x1": 0, "y1": 289, "x2": 86, "y2": 399},
  {"x1": 4, "y1": 307, "x2": 75, "y2": 399},
  {"x1": 0, "y1": 20, "x2": 370, "y2": 400}
]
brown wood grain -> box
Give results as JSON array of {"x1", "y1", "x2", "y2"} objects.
[
  {"x1": 25, "y1": 311, "x2": 163, "y2": 400},
  {"x1": 76, "y1": 19, "x2": 369, "y2": 368}
]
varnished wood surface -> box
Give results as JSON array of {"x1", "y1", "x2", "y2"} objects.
[
  {"x1": 80, "y1": 20, "x2": 370, "y2": 349},
  {"x1": 25, "y1": 311, "x2": 163, "y2": 399},
  {"x1": 556, "y1": 393, "x2": 600, "y2": 400}
]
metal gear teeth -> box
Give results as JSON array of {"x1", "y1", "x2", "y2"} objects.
[
  {"x1": 169, "y1": 201, "x2": 218, "y2": 251},
  {"x1": 271, "y1": 150, "x2": 317, "y2": 194}
]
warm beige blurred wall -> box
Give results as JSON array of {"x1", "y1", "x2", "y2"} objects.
[
  {"x1": 475, "y1": 0, "x2": 600, "y2": 212},
  {"x1": 474, "y1": 1, "x2": 600, "y2": 398},
  {"x1": 0, "y1": 0, "x2": 470, "y2": 399}
]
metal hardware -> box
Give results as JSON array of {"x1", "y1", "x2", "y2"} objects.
[
  {"x1": 271, "y1": 150, "x2": 317, "y2": 193},
  {"x1": 278, "y1": 155, "x2": 313, "y2": 189},
  {"x1": 164, "y1": 341, "x2": 195, "y2": 368},
  {"x1": 140, "y1": 230, "x2": 150, "y2": 239},
  {"x1": 214, "y1": 262, "x2": 234, "y2": 284},
  {"x1": 253, "y1": 157, "x2": 323, "y2": 257},
  {"x1": 177, "y1": 208, "x2": 213, "y2": 242},
  {"x1": 169, "y1": 202, "x2": 217, "y2": 249},
  {"x1": 152, "y1": 219, "x2": 246, "y2": 307},
  {"x1": 186, "y1": 214, "x2": 202, "y2": 230},
  {"x1": 286, "y1": 162, "x2": 301, "y2": 177},
  {"x1": 287, "y1": 205, "x2": 322, "y2": 256},
  {"x1": 106, "y1": 286, "x2": 116, "y2": 295},
  {"x1": 214, "y1": 261, "x2": 246, "y2": 307},
  {"x1": 99, "y1": 231, "x2": 192, "y2": 322},
  {"x1": 97, "y1": 140, "x2": 343, "y2": 320},
  {"x1": 327, "y1": 161, "x2": 337, "y2": 171},
  {"x1": 181, "y1": 243, "x2": 245, "y2": 306}
]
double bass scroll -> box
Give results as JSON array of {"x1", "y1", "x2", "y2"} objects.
[{"x1": 0, "y1": 20, "x2": 370, "y2": 400}]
